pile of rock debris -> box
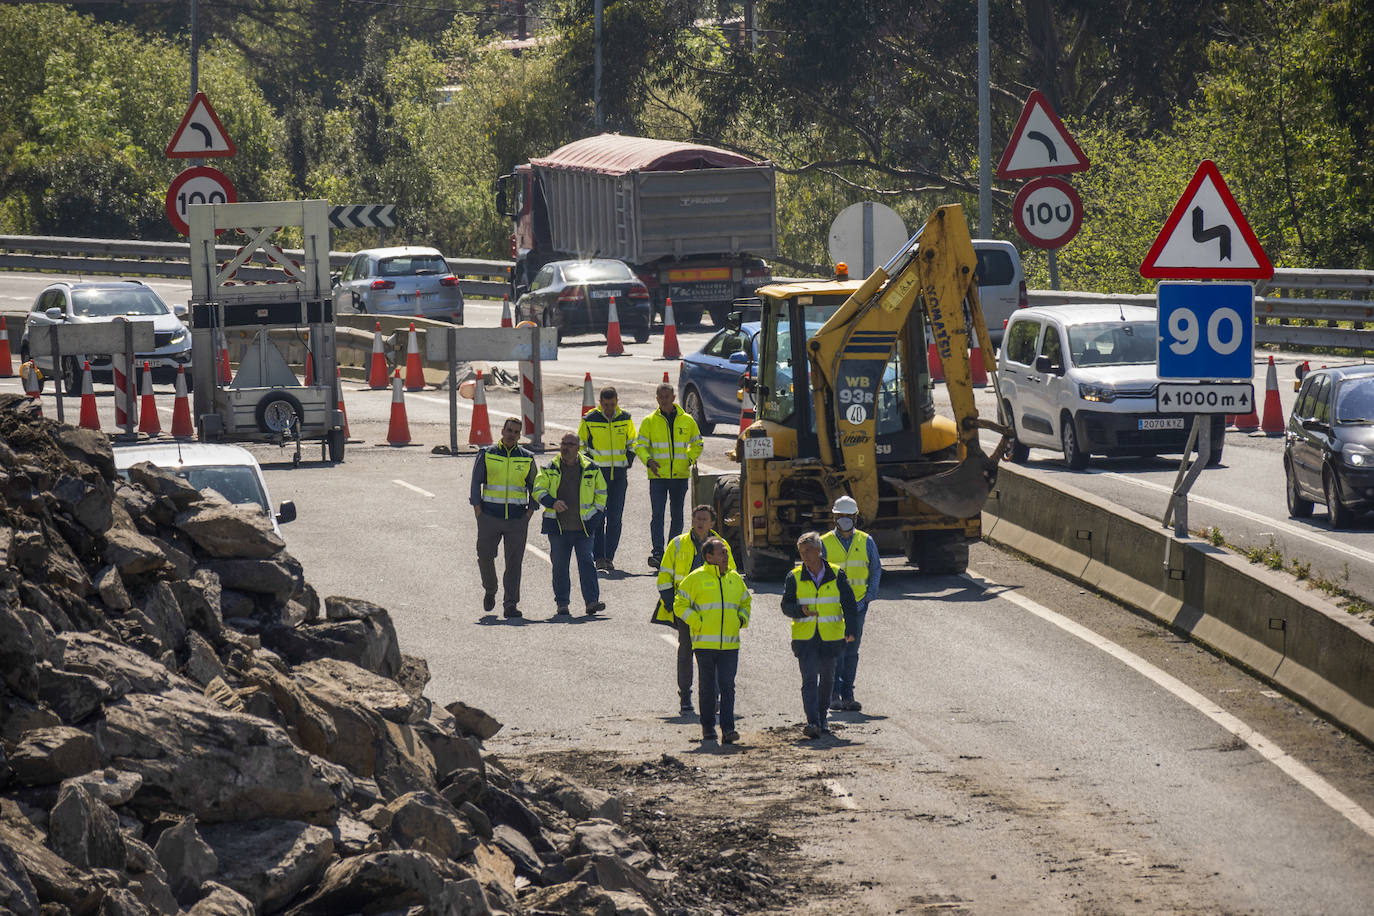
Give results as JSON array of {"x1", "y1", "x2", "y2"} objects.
[{"x1": 0, "y1": 395, "x2": 672, "y2": 916}]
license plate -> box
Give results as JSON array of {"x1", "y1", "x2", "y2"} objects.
[
  {"x1": 743, "y1": 437, "x2": 774, "y2": 460},
  {"x1": 1139, "y1": 418, "x2": 1185, "y2": 430},
  {"x1": 590, "y1": 290, "x2": 616, "y2": 299}
]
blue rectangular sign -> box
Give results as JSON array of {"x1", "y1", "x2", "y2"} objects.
[{"x1": 1156, "y1": 282, "x2": 1254, "y2": 381}]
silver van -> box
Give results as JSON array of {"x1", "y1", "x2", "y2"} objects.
[{"x1": 973, "y1": 239, "x2": 1026, "y2": 347}]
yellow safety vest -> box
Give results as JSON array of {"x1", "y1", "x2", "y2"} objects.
[
  {"x1": 578, "y1": 409, "x2": 637, "y2": 472},
  {"x1": 674, "y1": 565, "x2": 751, "y2": 651},
  {"x1": 821, "y1": 529, "x2": 871, "y2": 603},
  {"x1": 789, "y1": 564, "x2": 846, "y2": 641},
  {"x1": 633, "y1": 408, "x2": 703, "y2": 479},
  {"x1": 653, "y1": 530, "x2": 735, "y2": 624},
  {"x1": 532, "y1": 455, "x2": 607, "y2": 534},
  {"x1": 480, "y1": 446, "x2": 534, "y2": 518}
]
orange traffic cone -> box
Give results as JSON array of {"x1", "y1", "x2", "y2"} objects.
[
  {"x1": 20, "y1": 360, "x2": 41, "y2": 415},
  {"x1": 969, "y1": 342, "x2": 988, "y2": 387},
  {"x1": 605, "y1": 296, "x2": 625, "y2": 356},
  {"x1": 113, "y1": 361, "x2": 130, "y2": 428},
  {"x1": 1260, "y1": 355, "x2": 1284, "y2": 435},
  {"x1": 500, "y1": 295, "x2": 513, "y2": 329},
  {"x1": 927, "y1": 342, "x2": 945, "y2": 382},
  {"x1": 469, "y1": 369, "x2": 493, "y2": 446},
  {"x1": 78, "y1": 360, "x2": 100, "y2": 431},
  {"x1": 662, "y1": 370, "x2": 671, "y2": 385},
  {"x1": 582, "y1": 372, "x2": 595, "y2": 416},
  {"x1": 217, "y1": 330, "x2": 233, "y2": 385},
  {"x1": 662, "y1": 298, "x2": 681, "y2": 359},
  {"x1": 138, "y1": 361, "x2": 161, "y2": 435},
  {"x1": 387, "y1": 369, "x2": 411, "y2": 446},
  {"x1": 0, "y1": 317, "x2": 13, "y2": 378},
  {"x1": 368, "y1": 321, "x2": 389, "y2": 390},
  {"x1": 171, "y1": 366, "x2": 193, "y2": 439},
  {"x1": 303, "y1": 330, "x2": 315, "y2": 386},
  {"x1": 404, "y1": 322, "x2": 426, "y2": 391},
  {"x1": 1233, "y1": 360, "x2": 1260, "y2": 431},
  {"x1": 335, "y1": 367, "x2": 351, "y2": 440}
]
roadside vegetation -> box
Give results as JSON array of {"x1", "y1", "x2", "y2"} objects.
[{"x1": 1, "y1": 0, "x2": 1371, "y2": 284}]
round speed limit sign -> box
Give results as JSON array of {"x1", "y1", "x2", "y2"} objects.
[
  {"x1": 165, "y1": 165, "x2": 237, "y2": 236},
  {"x1": 1012, "y1": 176, "x2": 1083, "y2": 249}
]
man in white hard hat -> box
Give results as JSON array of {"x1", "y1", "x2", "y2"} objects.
[{"x1": 821, "y1": 494, "x2": 881, "y2": 712}]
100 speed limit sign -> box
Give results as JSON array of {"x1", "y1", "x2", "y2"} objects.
[
  {"x1": 1012, "y1": 176, "x2": 1083, "y2": 249},
  {"x1": 165, "y1": 165, "x2": 237, "y2": 236}
]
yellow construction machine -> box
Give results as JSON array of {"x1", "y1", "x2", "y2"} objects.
[{"x1": 694, "y1": 204, "x2": 1011, "y2": 578}]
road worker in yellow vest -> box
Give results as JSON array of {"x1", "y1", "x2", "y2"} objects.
[
  {"x1": 781, "y1": 531, "x2": 858, "y2": 739},
  {"x1": 654, "y1": 505, "x2": 735, "y2": 716},
  {"x1": 822, "y1": 495, "x2": 882, "y2": 712},
  {"x1": 470, "y1": 417, "x2": 537, "y2": 619},
  {"x1": 674, "y1": 536, "x2": 751, "y2": 744},
  {"x1": 633, "y1": 383, "x2": 704, "y2": 568},
  {"x1": 578, "y1": 386, "x2": 636, "y2": 573},
  {"x1": 533, "y1": 433, "x2": 609, "y2": 618}
]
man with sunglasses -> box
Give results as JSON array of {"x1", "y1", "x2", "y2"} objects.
[{"x1": 578, "y1": 386, "x2": 636, "y2": 573}]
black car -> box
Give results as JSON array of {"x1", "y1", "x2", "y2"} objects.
[
  {"x1": 1284, "y1": 364, "x2": 1374, "y2": 527},
  {"x1": 514, "y1": 259, "x2": 652, "y2": 344}
]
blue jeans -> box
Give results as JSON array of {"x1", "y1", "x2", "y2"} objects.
[
  {"x1": 832, "y1": 606, "x2": 866, "y2": 701},
  {"x1": 592, "y1": 472, "x2": 629, "y2": 562},
  {"x1": 694, "y1": 648, "x2": 738, "y2": 734},
  {"x1": 548, "y1": 530, "x2": 598, "y2": 608},
  {"x1": 793, "y1": 637, "x2": 842, "y2": 728},
  {"x1": 648, "y1": 477, "x2": 690, "y2": 555}
]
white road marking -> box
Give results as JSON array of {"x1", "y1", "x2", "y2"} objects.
[
  {"x1": 406, "y1": 392, "x2": 577, "y2": 433},
  {"x1": 1098, "y1": 471, "x2": 1374, "y2": 567},
  {"x1": 542, "y1": 370, "x2": 655, "y2": 388},
  {"x1": 392, "y1": 479, "x2": 435, "y2": 498},
  {"x1": 659, "y1": 632, "x2": 678, "y2": 647},
  {"x1": 966, "y1": 567, "x2": 1374, "y2": 840},
  {"x1": 526, "y1": 544, "x2": 551, "y2": 565}
]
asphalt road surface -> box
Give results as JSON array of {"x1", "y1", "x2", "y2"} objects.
[{"x1": 5, "y1": 276, "x2": 1374, "y2": 911}]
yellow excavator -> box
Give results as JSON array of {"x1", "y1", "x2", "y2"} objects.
[{"x1": 693, "y1": 204, "x2": 1011, "y2": 578}]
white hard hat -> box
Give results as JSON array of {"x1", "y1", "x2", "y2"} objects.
[{"x1": 832, "y1": 495, "x2": 859, "y2": 515}]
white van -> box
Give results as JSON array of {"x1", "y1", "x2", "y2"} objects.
[{"x1": 973, "y1": 239, "x2": 1026, "y2": 347}]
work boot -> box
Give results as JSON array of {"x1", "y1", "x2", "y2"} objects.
[
  {"x1": 829, "y1": 695, "x2": 844, "y2": 711},
  {"x1": 585, "y1": 601, "x2": 606, "y2": 616},
  {"x1": 701, "y1": 729, "x2": 717, "y2": 743},
  {"x1": 482, "y1": 593, "x2": 496, "y2": 614},
  {"x1": 554, "y1": 606, "x2": 570, "y2": 617},
  {"x1": 679, "y1": 701, "x2": 694, "y2": 716},
  {"x1": 802, "y1": 724, "x2": 820, "y2": 739},
  {"x1": 503, "y1": 607, "x2": 523, "y2": 619},
  {"x1": 647, "y1": 552, "x2": 662, "y2": 569},
  {"x1": 721, "y1": 730, "x2": 740, "y2": 745},
  {"x1": 841, "y1": 698, "x2": 863, "y2": 712},
  {"x1": 595, "y1": 558, "x2": 610, "y2": 572}
]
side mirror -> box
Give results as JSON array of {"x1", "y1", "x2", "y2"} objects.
[
  {"x1": 728, "y1": 351, "x2": 749, "y2": 364},
  {"x1": 1301, "y1": 418, "x2": 1327, "y2": 433},
  {"x1": 495, "y1": 181, "x2": 508, "y2": 218},
  {"x1": 44, "y1": 307, "x2": 64, "y2": 321},
  {"x1": 173, "y1": 303, "x2": 188, "y2": 318},
  {"x1": 330, "y1": 274, "x2": 341, "y2": 288},
  {"x1": 276, "y1": 500, "x2": 297, "y2": 524}
]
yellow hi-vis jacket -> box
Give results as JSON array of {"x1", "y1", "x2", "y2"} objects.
[
  {"x1": 821, "y1": 529, "x2": 872, "y2": 603},
  {"x1": 533, "y1": 454, "x2": 607, "y2": 535},
  {"x1": 788, "y1": 564, "x2": 847, "y2": 641},
  {"x1": 652, "y1": 530, "x2": 735, "y2": 625},
  {"x1": 578, "y1": 408, "x2": 637, "y2": 474},
  {"x1": 633, "y1": 408, "x2": 703, "y2": 479},
  {"x1": 674, "y1": 564, "x2": 751, "y2": 651}
]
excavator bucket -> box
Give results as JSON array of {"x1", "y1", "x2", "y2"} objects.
[{"x1": 884, "y1": 443, "x2": 999, "y2": 520}]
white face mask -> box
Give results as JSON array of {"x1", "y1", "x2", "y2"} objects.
[{"x1": 836, "y1": 517, "x2": 855, "y2": 532}]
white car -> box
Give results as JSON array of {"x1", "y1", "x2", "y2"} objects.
[
  {"x1": 112, "y1": 442, "x2": 296, "y2": 536},
  {"x1": 973, "y1": 239, "x2": 1026, "y2": 347},
  {"x1": 997, "y1": 304, "x2": 1224, "y2": 469}
]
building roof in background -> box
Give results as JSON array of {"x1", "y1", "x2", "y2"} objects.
[{"x1": 531, "y1": 134, "x2": 765, "y2": 175}]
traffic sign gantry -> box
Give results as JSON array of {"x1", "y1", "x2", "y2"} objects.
[
  {"x1": 996, "y1": 90, "x2": 1090, "y2": 179},
  {"x1": 165, "y1": 92, "x2": 237, "y2": 159},
  {"x1": 165, "y1": 166, "x2": 237, "y2": 236},
  {"x1": 1156, "y1": 281, "x2": 1254, "y2": 381},
  {"x1": 1140, "y1": 159, "x2": 1272, "y2": 280},
  {"x1": 1012, "y1": 177, "x2": 1083, "y2": 249}
]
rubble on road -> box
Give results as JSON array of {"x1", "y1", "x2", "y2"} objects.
[{"x1": 0, "y1": 394, "x2": 678, "y2": 915}]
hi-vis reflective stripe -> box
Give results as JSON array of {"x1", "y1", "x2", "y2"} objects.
[
  {"x1": 798, "y1": 596, "x2": 840, "y2": 605},
  {"x1": 816, "y1": 615, "x2": 843, "y2": 624},
  {"x1": 589, "y1": 449, "x2": 627, "y2": 464},
  {"x1": 694, "y1": 601, "x2": 745, "y2": 613}
]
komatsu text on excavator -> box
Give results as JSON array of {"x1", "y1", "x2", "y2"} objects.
[{"x1": 694, "y1": 204, "x2": 1011, "y2": 578}]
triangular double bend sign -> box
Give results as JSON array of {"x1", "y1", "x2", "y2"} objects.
[
  {"x1": 996, "y1": 90, "x2": 1090, "y2": 179},
  {"x1": 166, "y1": 91, "x2": 237, "y2": 159},
  {"x1": 1140, "y1": 159, "x2": 1272, "y2": 280}
]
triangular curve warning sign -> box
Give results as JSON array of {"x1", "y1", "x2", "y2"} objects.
[
  {"x1": 1140, "y1": 159, "x2": 1272, "y2": 280},
  {"x1": 996, "y1": 90, "x2": 1089, "y2": 179},
  {"x1": 165, "y1": 92, "x2": 237, "y2": 159}
]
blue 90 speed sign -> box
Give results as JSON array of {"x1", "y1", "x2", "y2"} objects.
[{"x1": 1156, "y1": 281, "x2": 1254, "y2": 381}]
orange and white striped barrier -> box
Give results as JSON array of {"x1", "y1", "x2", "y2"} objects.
[{"x1": 0, "y1": 317, "x2": 13, "y2": 378}]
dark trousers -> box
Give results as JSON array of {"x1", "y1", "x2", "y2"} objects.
[
  {"x1": 832, "y1": 608, "x2": 866, "y2": 701},
  {"x1": 592, "y1": 472, "x2": 628, "y2": 562},
  {"x1": 676, "y1": 617, "x2": 695, "y2": 706},
  {"x1": 694, "y1": 648, "x2": 738, "y2": 734},
  {"x1": 476, "y1": 511, "x2": 528, "y2": 611},
  {"x1": 548, "y1": 530, "x2": 599, "y2": 608},
  {"x1": 648, "y1": 477, "x2": 690, "y2": 555},
  {"x1": 793, "y1": 636, "x2": 842, "y2": 728}
]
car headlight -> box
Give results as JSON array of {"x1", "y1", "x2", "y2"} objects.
[
  {"x1": 1343, "y1": 444, "x2": 1373, "y2": 467},
  {"x1": 169, "y1": 328, "x2": 187, "y2": 345},
  {"x1": 1079, "y1": 382, "x2": 1116, "y2": 403}
]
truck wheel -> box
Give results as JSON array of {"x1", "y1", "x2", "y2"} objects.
[
  {"x1": 742, "y1": 544, "x2": 791, "y2": 582},
  {"x1": 632, "y1": 323, "x2": 651, "y2": 344},
  {"x1": 708, "y1": 303, "x2": 731, "y2": 327},
  {"x1": 907, "y1": 531, "x2": 969, "y2": 575}
]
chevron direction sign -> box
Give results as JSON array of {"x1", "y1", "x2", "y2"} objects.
[{"x1": 329, "y1": 204, "x2": 396, "y2": 230}]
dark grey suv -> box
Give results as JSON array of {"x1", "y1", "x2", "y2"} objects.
[{"x1": 1285, "y1": 364, "x2": 1374, "y2": 527}]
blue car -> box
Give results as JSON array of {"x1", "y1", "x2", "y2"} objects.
[{"x1": 679, "y1": 322, "x2": 760, "y2": 434}]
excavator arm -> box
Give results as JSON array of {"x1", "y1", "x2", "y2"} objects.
[{"x1": 806, "y1": 204, "x2": 1010, "y2": 520}]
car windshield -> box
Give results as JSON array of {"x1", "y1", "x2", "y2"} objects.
[
  {"x1": 379, "y1": 255, "x2": 447, "y2": 276},
  {"x1": 178, "y1": 466, "x2": 269, "y2": 512},
  {"x1": 70, "y1": 287, "x2": 170, "y2": 318},
  {"x1": 562, "y1": 262, "x2": 633, "y2": 283},
  {"x1": 1334, "y1": 377, "x2": 1374, "y2": 423},
  {"x1": 1067, "y1": 320, "x2": 1157, "y2": 366}
]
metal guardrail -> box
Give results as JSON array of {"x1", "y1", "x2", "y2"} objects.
[{"x1": 0, "y1": 235, "x2": 510, "y2": 300}]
